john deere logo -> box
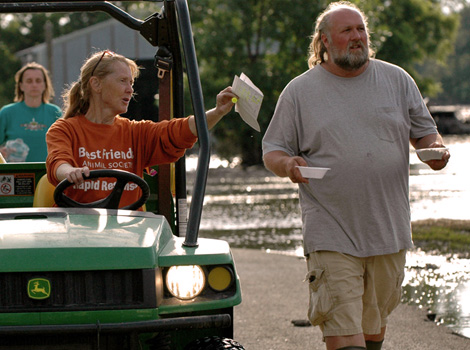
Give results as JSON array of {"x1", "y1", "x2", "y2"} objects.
[{"x1": 27, "y1": 278, "x2": 51, "y2": 300}]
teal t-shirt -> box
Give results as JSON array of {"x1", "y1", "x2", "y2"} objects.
[{"x1": 0, "y1": 101, "x2": 62, "y2": 162}]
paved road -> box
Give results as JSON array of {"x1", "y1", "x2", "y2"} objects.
[{"x1": 232, "y1": 248, "x2": 469, "y2": 350}]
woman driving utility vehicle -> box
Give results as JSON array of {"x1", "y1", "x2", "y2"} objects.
[{"x1": 46, "y1": 50, "x2": 236, "y2": 209}]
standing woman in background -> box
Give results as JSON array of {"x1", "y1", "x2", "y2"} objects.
[{"x1": 0, "y1": 62, "x2": 62, "y2": 162}]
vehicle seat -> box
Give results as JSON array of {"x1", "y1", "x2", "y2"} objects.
[{"x1": 33, "y1": 174, "x2": 56, "y2": 207}]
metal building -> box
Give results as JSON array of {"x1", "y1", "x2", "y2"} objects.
[{"x1": 16, "y1": 18, "x2": 160, "y2": 120}]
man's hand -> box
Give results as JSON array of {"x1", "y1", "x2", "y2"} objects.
[
  {"x1": 421, "y1": 142, "x2": 450, "y2": 171},
  {"x1": 285, "y1": 156, "x2": 309, "y2": 184},
  {"x1": 411, "y1": 135, "x2": 450, "y2": 171},
  {"x1": 263, "y1": 151, "x2": 309, "y2": 184}
]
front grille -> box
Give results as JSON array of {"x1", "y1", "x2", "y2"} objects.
[{"x1": 0, "y1": 269, "x2": 157, "y2": 312}]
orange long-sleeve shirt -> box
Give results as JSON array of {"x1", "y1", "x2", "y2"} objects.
[{"x1": 46, "y1": 115, "x2": 197, "y2": 208}]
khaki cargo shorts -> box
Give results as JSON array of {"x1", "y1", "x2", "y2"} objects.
[{"x1": 306, "y1": 250, "x2": 406, "y2": 337}]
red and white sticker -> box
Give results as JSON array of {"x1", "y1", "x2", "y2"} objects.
[{"x1": 0, "y1": 173, "x2": 35, "y2": 196}]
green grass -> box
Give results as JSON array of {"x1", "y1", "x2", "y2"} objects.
[{"x1": 412, "y1": 219, "x2": 470, "y2": 258}]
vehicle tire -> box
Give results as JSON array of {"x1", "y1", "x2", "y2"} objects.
[{"x1": 185, "y1": 336, "x2": 244, "y2": 350}]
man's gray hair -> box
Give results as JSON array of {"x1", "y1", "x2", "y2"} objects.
[{"x1": 307, "y1": 1, "x2": 374, "y2": 68}]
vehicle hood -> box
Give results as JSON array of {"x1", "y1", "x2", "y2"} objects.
[{"x1": 0, "y1": 208, "x2": 174, "y2": 272}]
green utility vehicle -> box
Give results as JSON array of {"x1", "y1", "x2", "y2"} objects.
[{"x1": 0, "y1": 1, "x2": 244, "y2": 349}]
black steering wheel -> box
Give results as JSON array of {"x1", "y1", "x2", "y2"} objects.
[{"x1": 53, "y1": 169, "x2": 150, "y2": 210}]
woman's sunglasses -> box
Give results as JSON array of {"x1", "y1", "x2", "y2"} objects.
[{"x1": 91, "y1": 50, "x2": 115, "y2": 76}]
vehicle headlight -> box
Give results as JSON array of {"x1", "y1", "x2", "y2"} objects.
[
  {"x1": 208, "y1": 266, "x2": 234, "y2": 292},
  {"x1": 165, "y1": 265, "x2": 205, "y2": 300}
]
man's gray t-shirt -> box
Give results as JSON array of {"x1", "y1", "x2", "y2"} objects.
[{"x1": 262, "y1": 59, "x2": 438, "y2": 257}]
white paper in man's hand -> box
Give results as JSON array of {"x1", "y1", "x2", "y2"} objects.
[{"x1": 232, "y1": 73, "x2": 263, "y2": 132}]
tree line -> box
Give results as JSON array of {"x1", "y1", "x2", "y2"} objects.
[{"x1": 0, "y1": 0, "x2": 468, "y2": 166}]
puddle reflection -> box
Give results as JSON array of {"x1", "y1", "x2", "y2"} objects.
[{"x1": 403, "y1": 250, "x2": 470, "y2": 338}]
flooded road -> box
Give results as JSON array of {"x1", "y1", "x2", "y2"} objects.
[{"x1": 187, "y1": 134, "x2": 470, "y2": 338}]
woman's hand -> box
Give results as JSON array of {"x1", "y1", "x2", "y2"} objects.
[
  {"x1": 188, "y1": 86, "x2": 238, "y2": 136},
  {"x1": 212, "y1": 86, "x2": 238, "y2": 121},
  {"x1": 56, "y1": 163, "x2": 90, "y2": 185}
]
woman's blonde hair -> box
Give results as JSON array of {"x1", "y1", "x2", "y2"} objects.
[
  {"x1": 62, "y1": 50, "x2": 140, "y2": 119},
  {"x1": 14, "y1": 62, "x2": 54, "y2": 103},
  {"x1": 307, "y1": 1, "x2": 375, "y2": 69}
]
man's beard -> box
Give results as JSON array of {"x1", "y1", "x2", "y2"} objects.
[{"x1": 330, "y1": 40, "x2": 369, "y2": 71}]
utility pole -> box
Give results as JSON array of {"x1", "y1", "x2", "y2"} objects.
[{"x1": 45, "y1": 20, "x2": 53, "y2": 78}]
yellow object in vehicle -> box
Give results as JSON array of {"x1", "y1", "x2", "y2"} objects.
[{"x1": 33, "y1": 174, "x2": 56, "y2": 207}]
